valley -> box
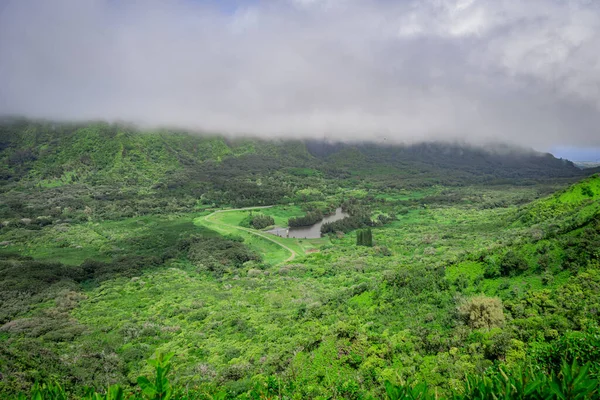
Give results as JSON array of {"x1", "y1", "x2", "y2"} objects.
[
  {"x1": 0, "y1": 121, "x2": 599, "y2": 399},
  {"x1": 3, "y1": 1, "x2": 600, "y2": 397}
]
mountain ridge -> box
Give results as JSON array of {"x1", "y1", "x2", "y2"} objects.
[{"x1": 0, "y1": 120, "x2": 588, "y2": 190}]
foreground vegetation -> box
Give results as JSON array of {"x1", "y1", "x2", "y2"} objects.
[
  {"x1": 1, "y1": 120, "x2": 599, "y2": 398},
  {"x1": 19, "y1": 353, "x2": 600, "y2": 399}
]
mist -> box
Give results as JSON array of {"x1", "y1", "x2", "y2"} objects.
[{"x1": 1, "y1": 0, "x2": 600, "y2": 151}]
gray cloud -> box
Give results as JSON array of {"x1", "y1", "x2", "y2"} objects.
[{"x1": 1, "y1": 0, "x2": 599, "y2": 150}]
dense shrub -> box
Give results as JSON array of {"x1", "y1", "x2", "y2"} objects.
[
  {"x1": 185, "y1": 236, "x2": 260, "y2": 273},
  {"x1": 500, "y1": 251, "x2": 528, "y2": 276},
  {"x1": 321, "y1": 213, "x2": 371, "y2": 234},
  {"x1": 458, "y1": 295, "x2": 506, "y2": 330},
  {"x1": 18, "y1": 354, "x2": 599, "y2": 399},
  {"x1": 239, "y1": 213, "x2": 274, "y2": 230},
  {"x1": 483, "y1": 260, "x2": 501, "y2": 278}
]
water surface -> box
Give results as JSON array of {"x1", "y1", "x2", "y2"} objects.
[{"x1": 267, "y1": 207, "x2": 348, "y2": 239}]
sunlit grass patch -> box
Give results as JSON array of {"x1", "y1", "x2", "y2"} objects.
[{"x1": 446, "y1": 261, "x2": 484, "y2": 282}]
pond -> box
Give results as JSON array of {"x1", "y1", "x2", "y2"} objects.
[{"x1": 267, "y1": 207, "x2": 349, "y2": 239}]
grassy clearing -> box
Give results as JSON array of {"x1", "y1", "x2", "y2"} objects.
[
  {"x1": 260, "y1": 205, "x2": 306, "y2": 226},
  {"x1": 194, "y1": 217, "x2": 290, "y2": 264},
  {"x1": 196, "y1": 209, "x2": 313, "y2": 265},
  {"x1": 198, "y1": 207, "x2": 334, "y2": 262},
  {"x1": 204, "y1": 207, "x2": 306, "y2": 229}
]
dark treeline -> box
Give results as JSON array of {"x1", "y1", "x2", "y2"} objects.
[
  {"x1": 321, "y1": 212, "x2": 371, "y2": 234},
  {"x1": 321, "y1": 199, "x2": 381, "y2": 234},
  {"x1": 239, "y1": 213, "x2": 275, "y2": 230}
]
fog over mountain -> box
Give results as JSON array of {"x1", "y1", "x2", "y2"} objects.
[{"x1": 1, "y1": 0, "x2": 600, "y2": 150}]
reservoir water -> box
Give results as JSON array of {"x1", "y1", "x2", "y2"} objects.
[{"x1": 267, "y1": 207, "x2": 349, "y2": 239}]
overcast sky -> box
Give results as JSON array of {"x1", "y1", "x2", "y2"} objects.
[{"x1": 1, "y1": 0, "x2": 599, "y2": 156}]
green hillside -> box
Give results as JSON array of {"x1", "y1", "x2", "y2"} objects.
[
  {"x1": 1, "y1": 121, "x2": 599, "y2": 399},
  {"x1": 1, "y1": 119, "x2": 587, "y2": 191},
  {"x1": 516, "y1": 174, "x2": 600, "y2": 227},
  {"x1": 0, "y1": 120, "x2": 296, "y2": 189}
]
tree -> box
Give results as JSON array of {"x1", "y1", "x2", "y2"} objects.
[
  {"x1": 500, "y1": 251, "x2": 528, "y2": 276},
  {"x1": 364, "y1": 228, "x2": 373, "y2": 247},
  {"x1": 458, "y1": 295, "x2": 505, "y2": 330},
  {"x1": 288, "y1": 210, "x2": 323, "y2": 227},
  {"x1": 357, "y1": 228, "x2": 373, "y2": 247}
]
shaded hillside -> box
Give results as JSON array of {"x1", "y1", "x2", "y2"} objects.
[{"x1": 307, "y1": 140, "x2": 584, "y2": 182}]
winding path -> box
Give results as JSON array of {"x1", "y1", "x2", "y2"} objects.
[{"x1": 201, "y1": 206, "x2": 297, "y2": 263}]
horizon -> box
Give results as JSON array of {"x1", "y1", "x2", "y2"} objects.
[{"x1": 551, "y1": 146, "x2": 600, "y2": 163}]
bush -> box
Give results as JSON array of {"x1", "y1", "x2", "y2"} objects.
[
  {"x1": 458, "y1": 295, "x2": 505, "y2": 330},
  {"x1": 500, "y1": 251, "x2": 528, "y2": 276},
  {"x1": 483, "y1": 257, "x2": 501, "y2": 278},
  {"x1": 186, "y1": 236, "x2": 261, "y2": 273}
]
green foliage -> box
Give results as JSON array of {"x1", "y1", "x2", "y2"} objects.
[
  {"x1": 22, "y1": 354, "x2": 174, "y2": 400},
  {"x1": 183, "y1": 235, "x2": 261, "y2": 275},
  {"x1": 458, "y1": 295, "x2": 505, "y2": 330},
  {"x1": 531, "y1": 325, "x2": 600, "y2": 378},
  {"x1": 137, "y1": 353, "x2": 174, "y2": 400},
  {"x1": 385, "y1": 380, "x2": 429, "y2": 399},
  {"x1": 483, "y1": 258, "x2": 501, "y2": 279},
  {"x1": 499, "y1": 250, "x2": 529, "y2": 276},
  {"x1": 288, "y1": 210, "x2": 323, "y2": 227},
  {"x1": 239, "y1": 213, "x2": 274, "y2": 230},
  {"x1": 20, "y1": 355, "x2": 599, "y2": 399},
  {"x1": 3, "y1": 121, "x2": 600, "y2": 399},
  {"x1": 25, "y1": 382, "x2": 126, "y2": 400},
  {"x1": 461, "y1": 359, "x2": 598, "y2": 399},
  {"x1": 384, "y1": 359, "x2": 598, "y2": 399},
  {"x1": 357, "y1": 228, "x2": 373, "y2": 247}
]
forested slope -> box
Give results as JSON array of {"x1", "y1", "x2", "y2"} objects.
[
  {"x1": 0, "y1": 119, "x2": 590, "y2": 221},
  {"x1": 1, "y1": 119, "x2": 587, "y2": 189}
]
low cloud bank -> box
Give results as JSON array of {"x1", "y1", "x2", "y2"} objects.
[{"x1": 1, "y1": 0, "x2": 599, "y2": 150}]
